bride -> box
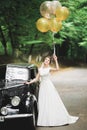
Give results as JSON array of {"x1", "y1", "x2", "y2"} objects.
[{"x1": 25, "y1": 54, "x2": 79, "y2": 126}]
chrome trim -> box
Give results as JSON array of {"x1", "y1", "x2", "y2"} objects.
[{"x1": 4, "y1": 114, "x2": 33, "y2": 119}]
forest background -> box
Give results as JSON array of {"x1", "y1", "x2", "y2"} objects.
[{"x1": 0, "y1": 0, "x2": 87, "y2": 67}]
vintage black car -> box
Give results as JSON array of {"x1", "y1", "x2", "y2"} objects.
[{"x1": 0, "y1": 63, "x2": 39, "y2": 130}]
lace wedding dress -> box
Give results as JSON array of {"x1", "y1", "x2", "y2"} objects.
[{"x1": 37, "y1": 67, "x2": 79, "y2": 126}]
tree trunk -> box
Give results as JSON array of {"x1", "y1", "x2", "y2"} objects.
[{"x1": 0, "y1": 26, "x2": 8, "y2": 55}]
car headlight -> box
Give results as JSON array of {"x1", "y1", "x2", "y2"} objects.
[
  {"x1": 1, "y1": 107, "x2": 8, "y2": 115},
  {"x1": 11, "y1": 96, "x2": 20, "y2": 106},
  {"x1": 1, "y1": 106, "x2": 19, "y2": 115}
]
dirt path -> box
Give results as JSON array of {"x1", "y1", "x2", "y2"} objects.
[{"x1": 36, "y1": 67, "x2": 87, "y2": 130}]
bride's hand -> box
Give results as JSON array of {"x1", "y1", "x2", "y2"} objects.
[
  {"x1": 53, "y1": 54, "x2": 58, "y2": 61},
  {"x1": 24, "y1": 81, "x2": 30, "y2": 85}
]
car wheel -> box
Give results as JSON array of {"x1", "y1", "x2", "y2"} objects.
[
  {"x1": 32, "y1": 101, "x2": 38, "y2": 127},
  {"x1": 32, "y1": 108, "x2": 36, "y2": 126}
]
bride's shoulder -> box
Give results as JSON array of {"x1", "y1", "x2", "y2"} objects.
[{"x1": 38, "y1": 67, "x2": 42, "y2": 71}]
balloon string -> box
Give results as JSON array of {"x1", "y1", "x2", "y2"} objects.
[
  {"x1": 52, "y1": 32, "x2": 55, "y2": 42},
  {"x1": 52, "y1": 32, "x2": 56, "y2": 55},
  {"x1": 53, "y1": 44, "x2": 56, "y2": 55}
]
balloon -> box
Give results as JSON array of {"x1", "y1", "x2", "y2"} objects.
[
  {"x1": 36, "y1": 17, "x2": 50, "y2": 32},
  {"x1": 49, "y1": 18, "x2": 62, "y2": 33},
  {"x1": 51, "y1": 0, "x2": 61, "y2": 15},
  {"x1": 40, "y1": 1, "x2": 54, "y2": 19},
  {"x1": 56, "y1": 6, "x2": 69, "y2": 21}
]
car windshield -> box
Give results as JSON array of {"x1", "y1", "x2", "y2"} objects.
[{"x1": 5, "y1": 64, "x2": 29, "y2": 81}]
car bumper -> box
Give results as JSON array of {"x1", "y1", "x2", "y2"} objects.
[
  {"x1": 0, "y1": 113, "x2": 33, "y2": 121},
  {"x1": 0, "y1": 114, "x2": 35, "y2": 130}
]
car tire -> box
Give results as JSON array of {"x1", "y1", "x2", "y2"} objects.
[{"x1": 32, "y1": 101, "x2": 38, "y2": 127}]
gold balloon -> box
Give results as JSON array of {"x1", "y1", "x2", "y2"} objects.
[
  {"x1": 56, "y1": 6, "x2": 69, "y2": 21},
  {"x1": 40, "y1": 1, "x2": 54, "y2": 19},
  {"x1": 50, "y1": 18, "x2": 62, "y2": 33},
  {"x1": 36, "y1": 17, "x2": 50, "y2": 33},
  {"x1": 51, "y1": 0, "x2": 61, "y2": 15}
]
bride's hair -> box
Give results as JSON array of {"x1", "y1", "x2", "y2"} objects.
[{"x1": 43, "y1": 56, "x2": 52, "y2": 63}]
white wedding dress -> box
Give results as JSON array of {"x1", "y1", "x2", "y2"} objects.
[{"x1": 37, "y1": 67, "x2": 79, "y2": 126}]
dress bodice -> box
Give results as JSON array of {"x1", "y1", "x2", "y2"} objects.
[{"x1": 39, "y1": 67, "x2": 50, "y2": 81}]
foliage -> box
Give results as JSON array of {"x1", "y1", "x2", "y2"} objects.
[{"x1": 0, "y1": 0, "x2": 87, "y2": 64}]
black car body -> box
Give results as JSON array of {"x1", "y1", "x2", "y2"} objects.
[{"x1": 0, "y1": 63, "x2": 39, "y2": 130}]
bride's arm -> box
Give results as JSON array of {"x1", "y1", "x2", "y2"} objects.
[
  {"x1": 50, "y1": 54, "x2": 59, "y2": 71},
  {"x1": 25, "y1": 73, "x2": 40, "y2": 85}
]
